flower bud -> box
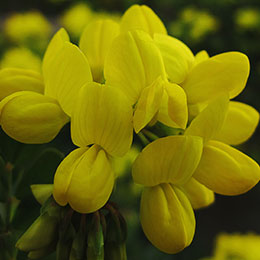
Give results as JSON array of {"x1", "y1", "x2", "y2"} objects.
[
  {"x1": 16, "y1": 212, "x2": 58, "y2": 252},
  {"x1": 27, "y1": 240, "x2": 56, "y2": 259}
]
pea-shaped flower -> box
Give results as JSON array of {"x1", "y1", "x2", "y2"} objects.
[
  {"x1": 0, "y1": 28, "x2": 93, "y2": 144},
  {"x1": 104, "y1": 29, "x2": 188, "y2": 133},
  {"x1": 53, "y1": 82, "x2": 133, "y2": 213},
  {"x1": 120, "y1": 5, "x2": 250, "y2": 122},
  {"x1": 132, "y1": 135, "x2": 206, "y2": 253},
  {"x1": 185, "y1": 95, "x2": 260, "y2": 195}
]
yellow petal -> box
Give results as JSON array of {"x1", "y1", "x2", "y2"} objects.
[
  {"x1": 120, "y1": 5, "x2": 167, "y2": 36},
  {"x1": 31, "y1": 184, "x2": 53, "y2": 205},
  {"x1": 213, "y1": 101, "x2": 259, "y2": 145},
  {"x1": 42, "y1": 28, "x2": 69, "y2": 74},
  {"x1": 194, "y1": 50, "x2": 209, "y2": 65},
  {"x1": 182, "y1": 52, "x2": 250, "y2": 104},
  {"x1": 0, "y1": 68, "x2": 44, "y2": 100},
  {"x1": 71, "y1": 82, "x2": 133, "y2": 157},
  {"x1": 185, "y1": 95, "x2": 229, "y2": 143},
  {"x1": 194, "y1": 140, "x2": 260, "y2": 195},
  {"x1": 53, "y1": 147, "x2": 88, "y2": 206},
  {"x1": 156, "y1": 89, "x2": 176, "y2": 128},
  {"x1": 43, "y1": 42, "x2": 93, "y2": 116},
  {"x1": 132, "y1": 135, "x2": 203, "y2": 186},
  {"x1": 0, "y1": 91, "x2": 26, "y2": 116},
  {"x1": 154, "y1": 34, "x2": 194, "y2": 84},
  {"x1": 187, "y1": 102, "x2": 208, "y2": 122},
  {"x1": 54, "y1": 145, "x2": 114, "y2": 213},
  {"x1": 133, "y1": 77, "x2": 164, "y2": 133},
  {"x1": 165, "y1": 82, "x2": 188, "y2": 129},
  {"x1": 0, "y1": 91, "x2": 69, "y2": 144},
  {"x1": 181, "y1": 178, "x2": 214, "y2": 210},
  {"x1": 104, "y1": 30, "x2": 166, "y2": 105},
  {"x1": 157, "y1": 82, "x2": 188, "y2": 129},
  {"x1": 140, "y1": 184, "x2": 195, "y2": 254},
  {"x1": 79, "y1": 19, "x2": 119, "y2": 82}
]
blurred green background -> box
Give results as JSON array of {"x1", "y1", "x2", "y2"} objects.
[{"x1": 0, "y1": 0, "x2": 260, "y2": 259}]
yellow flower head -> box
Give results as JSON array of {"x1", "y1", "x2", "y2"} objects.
[{"x1": 1, "y1": 4, "x2": 259, "y2": 257}]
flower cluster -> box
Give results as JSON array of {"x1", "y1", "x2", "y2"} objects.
[{"x1": 0, "y1": 4, "x2": 259, "y2": 256}]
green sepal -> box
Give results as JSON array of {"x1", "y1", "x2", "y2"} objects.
[{"x1": 15, "y1": 148, "x2": 63, "y2": 200}]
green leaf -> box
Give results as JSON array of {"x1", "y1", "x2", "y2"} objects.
[{"x1": 15, "y1": 148, "x2": 64, "y2": 200}]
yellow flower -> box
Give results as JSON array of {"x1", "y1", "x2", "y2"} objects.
[
  {"x1": 59, "y1": 3, "x2": 93, "y2": 39},
  {"x1": 4, "y1": 11, "x2": 52, "y2": 50},
  {"x1": 53, "y1": 82, "x2": 133, "y2": 213},
  {"x1": 235, "y1": 8, "x2": 260, "y2": 30},
  {"x1": 104, "y1": 29, "x2": 188, "y2": 133},
  {"x1": 208, "y1": 233, "x2": 260, "y2": 260},
  {"x1": 120, "y1": 5, "x2": 249, "y2": 114},
  {"x1": 185, "y1": 95, "x2": 260, "y2": 196},
  {"x1": 132, "y1": 135, "x2": 207, "y2": 253},
  {"x1": 0, "y1": 47, "x2": 42, "y2": 72},
  {"x1": 132, "y1": 95, "x2": 259, "y2": 254},
  {"x1": 169, "y1": 8, "x2": 218, "y2": 41},
  {"x1": 0, "y1": 28, "x2": 93, "y2": 143},
  {"x1": 153, "y1": 36, "x2": 250, "y2": 114},
  {"x1": 117, "y1": 5, "x2": 250, "y2": 130}
]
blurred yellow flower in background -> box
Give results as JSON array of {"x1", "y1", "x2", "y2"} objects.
[
  {"x1": 235, "y1": 8, "x2": 260, "y2": 30},
  {"x1": 170, "y1": 7, "x2": 219, "y2": 42},
  {"x1": 4, "y1": 11, "x2": 52, "y2": 51},
  {"x1": 59, "y1": 3, "x2": 93, "y2": 39},
  {"x1": 0, "y1": 47, "x2": 42, "y2": 72},
  {"x1": 202, "y1": 233, "x2": 260, "y2": 260},
  {"x1": 60, "y1": 2, "x2": 121, "y2": 40}
]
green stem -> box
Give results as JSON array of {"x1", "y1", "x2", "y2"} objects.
[
  {"x1": 137, "y1": 132, "x2": 150, "y2": 146},
  {"x1": 142, "y1": 129, "x2": 159, "y2": 142},
  {"x1": 4, "y1": 162, "x2": 13, "y2": 228}
]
